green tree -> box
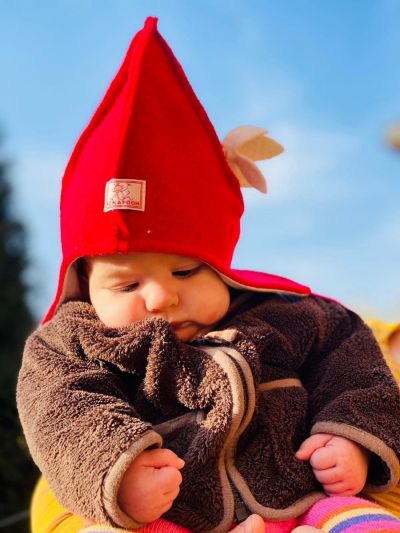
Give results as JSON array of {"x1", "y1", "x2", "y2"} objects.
[{"x1": 0, "y1": 137, "x2": 38, "y2": 532}]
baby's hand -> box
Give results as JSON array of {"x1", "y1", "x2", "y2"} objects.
[
  {"x1": 118, "y1": 448, "x2": 185, "y2": 523},
  {"x1": 295, "y1": 433, "x2": 370, "y2": 496},
  {"x1": 231, "y1": 514, "x2": 265, "y2": 533}
]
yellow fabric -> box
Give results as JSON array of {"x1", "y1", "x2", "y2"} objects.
[
  {"x1": 31, "y1": 476, "x2": 85, "y2": 533},
  {"x1": 366, "y1": 320, "x2": 400, "y2": 517},
  {"x1": 367, "y1": 320, "x2": 400, "y2": 383},
  {"x1": 78, "y1": 525, "x2": 126, "y2": 533}
]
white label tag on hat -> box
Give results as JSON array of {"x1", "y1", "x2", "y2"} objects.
[{"x1": 104, "y1": 179, "x2": 146, "y2": 212}]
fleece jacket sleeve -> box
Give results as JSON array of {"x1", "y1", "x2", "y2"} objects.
[
  {"x1": 17, "y1": 314, "x2": 162, "y2": 527},
  {"x1": 222, "y1": 294, "x2": 400, "y2": 492},
  {"x1": 300, "y1": 296, "x2": 400, "y2": 491}
]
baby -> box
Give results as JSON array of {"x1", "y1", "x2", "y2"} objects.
[
  {"x1": 86, "y1": 251, "x2": 371, "y2": 523},
  {"x1": 18, "y1": 17, "x2": 400, "y2": 533}
]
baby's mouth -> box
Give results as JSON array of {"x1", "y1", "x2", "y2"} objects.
[
  {"x1": 170, "y1": 321, "x2": 205, "y2": 342},
  {"x1": 170, "y1": 321, "x2": 187, "y2": 331},
  {"x1": 170, "y1": 321, "x2": 201, "y2": 335}
]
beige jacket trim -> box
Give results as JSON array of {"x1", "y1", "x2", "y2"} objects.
[
  {"x1": 201, "y1": 347, "x2": 247, "y2": 533},
  {"x1": 220, "y1": 346, "x2": 256, "y2": 436},
  {"x1": 311, "y1": 421, "x2": 400, "y2": 492},
  {"x1": 201, "y1": 346, "x2": 326, "y2": 522},
  {"x1": 258, "y1": 378, "x2": 303, "y2": 392},
  {"x1": 224, "y1": 362, "x2": 326, "y2": 519},
  {"x1": 206, "y1": 328, "x2": 239, "y2": 342},
  {"x1": 153, "y1": 410, "x2": 205, "y2": 436},
  {"x1": 103, "y1": 430, "x2": 163, "y2": 528},
  {"x1": 232, "y1": 485, "x2": 325, "y2": 521}
]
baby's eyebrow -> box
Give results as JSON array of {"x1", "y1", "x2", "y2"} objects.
[
  {"x1": 101, "y1": 268, "x2": 138, "y2": 281},
  {"x1": 172, "y1": 260, "x2": 202, "y2": 268}
]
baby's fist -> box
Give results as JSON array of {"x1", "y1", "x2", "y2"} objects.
[
  {"x1": 296, "y1": 433, "x2": 369, "y2": 496},
  {"x1": 118, "y1": 448, "x2": 185, "y2": 523}
]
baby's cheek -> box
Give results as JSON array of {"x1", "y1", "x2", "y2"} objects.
[
  {"x1": 204, "y1": 311, "x2": 220, "y2": 324},
  {"x1": 100, "y1": 302, "x2": 145, "y2": 328},
  {"x1": 203, "y1": 303, "x2": 229, "y2": 325}
]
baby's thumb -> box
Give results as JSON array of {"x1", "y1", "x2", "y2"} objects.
[
  {"x1": 141, "y1": 448, "x2": 185, "y2": 470},
  {"x1": 232, "y1": 514, "x2": 265, "y2": 533},
  {"x1": 295, "y1": 433, "x2": 332, "y2": 461}
]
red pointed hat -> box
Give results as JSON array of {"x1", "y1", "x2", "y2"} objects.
[{"x1": 44, "y1": 17, "x2": 309, "y2": 323}]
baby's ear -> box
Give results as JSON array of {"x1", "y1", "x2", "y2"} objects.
[
  {"x1": 222, "y1": 126, "x2": 284, "y2": 193},
  {"x1": 76, "y1": 258, "x2": 90, "y2": 302}
]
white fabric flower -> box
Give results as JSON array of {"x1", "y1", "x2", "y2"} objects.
[{"x1": 223, "y1": 126, "x2": 284, "y2": 193}]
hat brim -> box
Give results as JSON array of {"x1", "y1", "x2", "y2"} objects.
[
  {"x1": 215, "y1": 265, "x2": 310, "y2": 296},
  {"x1": 43, "y1": 258, "x2": 310, "y2": 325}
]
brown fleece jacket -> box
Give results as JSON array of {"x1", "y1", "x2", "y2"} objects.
[{"x1": 17, "y1": 293, "x2": 400, "y2": 532}]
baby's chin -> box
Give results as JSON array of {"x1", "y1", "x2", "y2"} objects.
[
  {"x1": 174, "y1": 323, "x2": 211, "y2": 342},
  {"x1": 175, "y1": 328, "x2": 199, "y2": 342}
]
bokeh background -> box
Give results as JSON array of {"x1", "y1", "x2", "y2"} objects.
[{"x1": 0, "y1": 1, "x2": 399, "y2": 530}]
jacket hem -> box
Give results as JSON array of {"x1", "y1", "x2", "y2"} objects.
[
  {"x1": 234, "y1": 486, "x2": 325, "y2": 521},
  {"x1": 201, "y1": 347, "x2": 246, "y2": 533}
]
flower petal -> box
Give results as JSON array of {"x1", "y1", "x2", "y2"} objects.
[
  {"x1": 240, "y1": 135, "x2": 284, "y2": 160},
  {"x1": 223, "y1": 125, "x2": 268, "y2": 152},
  {"x1": 223, "y1": 126, "x2": 283, "y2": 192},
  {"x1": 231, "y1": 153, "x2": 267, "y2": 193}
]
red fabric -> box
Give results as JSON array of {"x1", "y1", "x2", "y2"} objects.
[
  {"x1": 138, "y1": 518, "x2": 296, "y2": 533},
  {"x1": 79, "y1": 517, "x2": 296, "y2": 532},
  {"x1": 44, "y1": 17, "x2": 309, "y2": 323},
  {"x1": 221, "y1": 268, "x2": 310, "y2": 294}
]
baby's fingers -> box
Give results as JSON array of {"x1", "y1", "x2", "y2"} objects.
[
  {"x1": 154, "y1": 465, "x2": 183, "y2": 493},
  {"x1": 309, "y1": 446, "x2": 337, "y2": 471},
  {"x1": 156, "y1": 492, "x2": 180, "y2": 517},
  {"x1": 295, "y1": 434, "x2": 332, "y2": 461},
  {"x1": 157, "y1": 485, "x2": 185, "y2": 518},
  {"x1": 323, "y1": 480, "x2": 357, "y2": 496},
  {"x1": 312, "y1": 467, "x2": 342, "y2": 485},
  {"x1": 162, "y1": 486, "x2": 181, "y2": 502},
  {"x1": 231, "y1": 514, "x2": 265, "y2": 533},
  {"x1": 141, "y1": 448, "x2": 185, "y2": 470}
]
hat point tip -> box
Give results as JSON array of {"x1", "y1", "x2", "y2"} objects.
[{"x1": 144, "y1": 16, "x2": 158, "y2": 31}]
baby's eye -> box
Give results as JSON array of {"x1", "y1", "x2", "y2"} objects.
[
  {"x1": 172, "y1": 265, "x2": 202, "y2": 278},
  {"x1": 113, "y1": 282, "x2": 139, "y2": 293}
]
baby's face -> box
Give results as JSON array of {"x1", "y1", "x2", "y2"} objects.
[{"x1": 87, "y1": 252, "x2": 230, "y2": 341}]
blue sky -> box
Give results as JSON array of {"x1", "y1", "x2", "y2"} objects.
[{"x1": 1, "y1": 1, "x2": 399, "y2": 322}]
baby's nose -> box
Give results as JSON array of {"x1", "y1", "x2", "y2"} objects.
[{"x1": 144, "y1": 282, "x2": 178, "y2": 312}]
